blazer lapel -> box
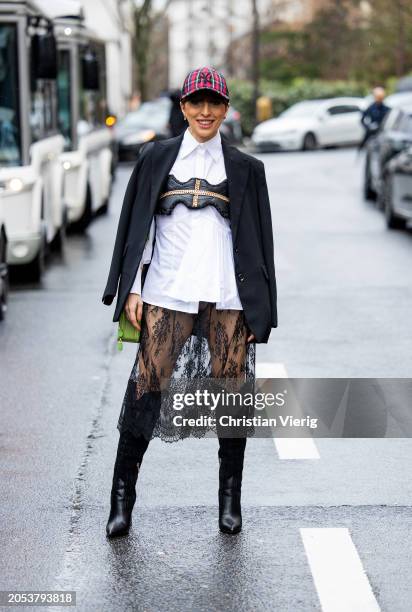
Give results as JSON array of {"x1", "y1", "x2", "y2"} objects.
[
  {"x1": 221, "y1": 136, "x2": 250, "y2": 244},
  {"x1": 150, "y1": 133, "x2": 185, "y2": 213}
]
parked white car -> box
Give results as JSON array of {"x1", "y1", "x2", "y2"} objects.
[{"x1": 251, "y1": 97, "x2": 367, "y2": 152}]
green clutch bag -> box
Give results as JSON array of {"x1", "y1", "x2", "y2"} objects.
[
  {"x1": 117, "y1": 310, "x2": 141, "y2": 351},
  {"x1": 117, "y1": 263, "x2": 149, "y2": 351}
]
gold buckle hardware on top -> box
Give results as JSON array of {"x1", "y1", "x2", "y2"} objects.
[{"x1": 159, "y1": 179, "x2": 229, "y2": 207}]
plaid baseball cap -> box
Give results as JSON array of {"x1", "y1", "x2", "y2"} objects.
[{"x1": 180, "y1": 66, "x2": 229, "y2": 102}]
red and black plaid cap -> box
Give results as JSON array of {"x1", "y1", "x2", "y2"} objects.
[{"x1": 180, "y1": 66, "x2": 229, "y2": 102}]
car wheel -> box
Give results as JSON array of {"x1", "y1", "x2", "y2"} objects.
[
  {"x1": 383, "y1": 174, "x2": 407, "y2": 230},
  {"x1": 302, "y1": 132, "x2": 317, "y2": 151},
  {"x1": 363, "y1": 155, "x2": 376, "y2": 201}
]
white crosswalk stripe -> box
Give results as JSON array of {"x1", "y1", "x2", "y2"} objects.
[
  {"x1": 301, "y1": 528, "x2": 381, "y2": 612},
  {"x1": 256, "y1": 361, "x2": 320, "y2": 459}
]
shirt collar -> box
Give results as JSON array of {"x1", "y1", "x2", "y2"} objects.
[{"x1": 179, "y1": 127, "x2": 222, "y2": 163}]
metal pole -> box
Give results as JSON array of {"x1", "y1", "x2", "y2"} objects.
[{"x1": 251, "y1": 0, "x2": 260, "y2": 127}]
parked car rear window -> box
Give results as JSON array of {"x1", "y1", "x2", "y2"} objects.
[{"x1": 327, "y1": 105, "x2": 361, "y2": 115}]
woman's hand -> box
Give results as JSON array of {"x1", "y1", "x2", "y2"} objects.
[
  {"x1": 247, "y1": 332, "x2": 255, "y2": 343},
  {"x1": 125, "y1": 293, "x2": 143, "y2": 332}
]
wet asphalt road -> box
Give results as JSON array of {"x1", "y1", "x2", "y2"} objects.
[{"x1": 1, "y1": 147, "x2": 412, "y2": 611}]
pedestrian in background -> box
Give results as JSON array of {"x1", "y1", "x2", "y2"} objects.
[
  {"x1": 359, "y1": 86, "x2": 390, "y2": 150},
  {"x1": 168, "y1": 88, "x2": 187, "y2": 136},
  {"x1": 102, "y1": 66, "x2": 277, "y2": 539}
]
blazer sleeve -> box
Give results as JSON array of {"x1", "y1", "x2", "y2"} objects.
[
  {"x1": 101, "y1": 142, "x2": 154, "y2": 306},
  {"x1": 129, "y1": 217, "x2": 156, "y2": 294},
  {"x1": 255, "y1": 161, "x2": 278, "y2": 328}
]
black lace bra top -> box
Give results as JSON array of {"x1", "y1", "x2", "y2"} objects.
[{"x1": 156, "y1": 174, "x2": 230, "y2": 219}]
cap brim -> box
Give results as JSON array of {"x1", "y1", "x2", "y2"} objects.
[{"x1": 180, "y1": 87, "x2": 229, "y2": 102}]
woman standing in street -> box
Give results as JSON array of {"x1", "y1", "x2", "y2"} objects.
[{"x1": 102, "y1": 66, "x2": 277, "y2": 538}]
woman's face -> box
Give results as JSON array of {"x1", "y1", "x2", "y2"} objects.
[{"x1": 180, "y1": 92, "x2": 228, "y2": 142}]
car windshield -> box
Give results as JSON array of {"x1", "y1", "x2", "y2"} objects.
[
  {"x1": 280, "y1": 101, "x2": 326, "y2": 118},
  {"x1": 117, "y1": 98, "x2": 171, "y2": 131}
]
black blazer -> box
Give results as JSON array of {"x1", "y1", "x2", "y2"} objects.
[{"x1": 102, "y1": 132, "x2": 278, "y2": 343}]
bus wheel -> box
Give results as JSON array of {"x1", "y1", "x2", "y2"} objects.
[
  {"x1": 0, "y1": 274, "x2": 8, "y2": 321},
  {"x1": 71, "y1": 184, "x2": 92, "y2": 233},
  {"x1": 51, "y1": 206, "x2": 68, "y2": 254},
  {"x1": 99, "y1": 197, "x2": 109, "y2": 215},
  {"x1": 0, "y1": 228, "x2": 8, "y2": 321},
  {"x1": 25, "y1": 234, "x2": 46, "y2": 282}
]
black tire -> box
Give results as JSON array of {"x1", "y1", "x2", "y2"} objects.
[
  {"x1": 376, "y1": 174, "x2": 387, "y2": 211},
  {"x1": 98, "y1": 197, "x2": 109, "y2": 216},
  {"x1": 363, "y1": 155, "x2": 376, "y2": 201},
  {"x1": 383, "y1": 174, "x2": 407, "y2": 230},
  {"x1": 302, "y1": 132, "x2": 317, "y2": 151},
  {"x1": 0, "y1": 284, "x2": 5, "y2": 320},
  {"x1": 0, "y1": 227, "x2": 8, "y2": 321},
  {"x1": 25, "y1": 233, "x2": 46, "y2": 282},
  {"x1": 0, "y1": 271, "x2": 8, "y2": 321},
  {"x1": 50, "y1": 206, "x2": 68, "y2": 254},
  {"x1": 70, "y1": 184, "x2": 92, "y2": 233}
]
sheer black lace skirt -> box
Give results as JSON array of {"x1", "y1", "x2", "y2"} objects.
[{"x1": 117, "y1": 301, "x2": 256, "y2": 443}]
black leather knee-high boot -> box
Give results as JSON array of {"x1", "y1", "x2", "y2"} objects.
[
  {"x1": 106, "y1": 430, "x2": 150, "y2": 538},
  {"x1": 218, "y1": 437, "x2": 247, "y2": 534}
]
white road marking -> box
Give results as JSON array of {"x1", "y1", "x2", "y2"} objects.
[
  {"x1": 300, "y1": 528, "x2": 381, "y2": 612},
  {"x1": 256, "y1": 362, "x2": 288, "y2": 379},
  {"x1": 274, "y1": 437, "x2": 320, "y2": 459},
  {"x1": 256, "y1": 362, "x2": 320, "y2": 459}
]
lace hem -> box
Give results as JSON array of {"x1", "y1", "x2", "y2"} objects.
[{"x1": 117, "y1": 301, "x2": 256, "y2": 443}]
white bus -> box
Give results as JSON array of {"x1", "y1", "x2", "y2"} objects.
[
  {"x1": 0, "y1": 0, "x2": 66, "y2": 280},
  {"x1": 50, "y1": 2, "x2": 114, "y2": 231}
]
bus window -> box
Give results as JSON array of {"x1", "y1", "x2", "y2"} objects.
[
  {"x1": 0, "y1": 23, "x2": 21, "y2": 165},
  {"x1": 78, "y1": 42, "x2": 108, "y2": 135},
  {"x1": 57, "y1": 48, "x2": 71, "y2": 150},
  {"x1": 30, "y1": 77, "x2": 57, "y2": 143}
]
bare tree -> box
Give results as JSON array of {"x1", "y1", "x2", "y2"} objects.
[
  {"x1": 251, "y1": 0, "x2": 260, "y2": 126},
  {"x1": 134, "y1": 0, "x2": 173, "y2": 101}
]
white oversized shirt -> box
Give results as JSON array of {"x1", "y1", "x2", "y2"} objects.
[{"x1": 130, "y1": 127, "x2": 243, "y2": 313}]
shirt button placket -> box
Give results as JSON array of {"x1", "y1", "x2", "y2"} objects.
[{"x1": 196, "y1": 145, "x2": 205, "y2": 178}]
